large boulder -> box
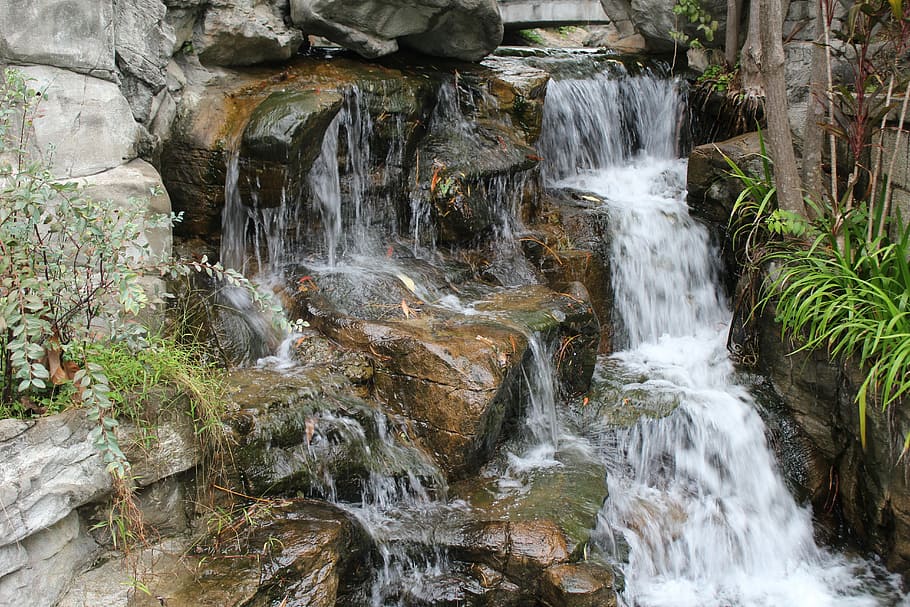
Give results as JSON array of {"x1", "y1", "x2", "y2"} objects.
[
  {"x1": 194, "y1": 0, "x2": 304, "y2": 66},
  {"x1": 0, "y1": 410, "x2": 199, "y2": 606},
  {"x1": 302, "y1": 283, "x2": 600, "y2": 478},
  {"x1": 17, "y1": 65, "x2": 140, "y2": 178},
  {"x1": 597, "y1": 0, "x2": 726, "y2": 50},
  {"x1": 289, "y1": 0, "x2": 503, "y2": 61},
  {"x1": 59, "y1": 500, "x2": 370, "y2": 607},
  {"x1": 75, "y1": 159, "x2": 174, "y2": 261},
  {"x1": 0, "y1": 1, "x2": 117, "y2": 81},
  {"x1": 225, "y1": 368, "x2": 444, "y2": 499},
  {"x1": 237, "y1": 88, "x2": 344, "y2": 208}
]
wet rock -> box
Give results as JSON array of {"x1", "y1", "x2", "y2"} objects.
[
  {"x1": 0, "y1": 1, "x2": 117, "y2": 80},
  {"x1": 238, "y1": 88, "x2": 344, "y2": 207},
  {"x1": 445, "y1": 518, "x2": 572, "y2": 594},
  {"x1": 194, "y1": 0, "x2": 304, "y2": 66},
  {"x1": 59, "y1": 500, "x2": 370, "y2": 607},
  {"x1": 18, "y1": 65, "x2": 140, "y2": 178},
  {"x1": 687, "y1": 132, "x2": 763, "y2": 230},
  {"x1": 480, "y1": 56, "x2": 550, "y2": 143},
  {"x1": 305, "y1": 284, "x2": 599, "y2": 478},
  {"x1": 746, "y1": 290, "x2": 910, "y2": 578},
  {"x1": 162, "y1": 56, "x2": 436, "y2": 240},
  {"x1": 540, "y1": 562, "x2": 617, "y2": 607},
  {"x1": 452, "y1": 457, "x2": 608, "y2": 553},
  {"x1": 225, "y1": 369, "x2": 442, "y2": 498},
  {"x1": 289, "y1": 0, "x2": 503, "y2": 61},
  {"x1": 162, "y1": 68, "x2": 270, "y2": 238},
  {"x1": 506, "y1": 519, "x2": 571, "y2": 580},
  {"x1": 410, "y1": 87, "x2": 540, "y2": 245},
  {"x1": 527, "y1": 189, "x2": 615, "y2": 353}
]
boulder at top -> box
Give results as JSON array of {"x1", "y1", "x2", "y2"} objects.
[{"x1": 289, "y1": 0, "x2": 504, "y2": 61}]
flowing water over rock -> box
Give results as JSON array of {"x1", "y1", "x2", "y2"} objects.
[
  {"x1": 539, "y1": 71, "x2": 908, "y2": 606},
  {"x1": 166, "y1": 55, "x2": 910, "y2": 606}
]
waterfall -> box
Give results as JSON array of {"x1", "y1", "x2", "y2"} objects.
[
  {"x1": 539, "y1": 71, "x2": 905, "y2": 605},
  {"x1": 539, "y1": 70, "x2": 685, "y2": 182}
]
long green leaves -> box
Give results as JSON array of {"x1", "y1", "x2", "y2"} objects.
[{"x1": 765, "y1": 217, "x2": 910, "y2": 451}]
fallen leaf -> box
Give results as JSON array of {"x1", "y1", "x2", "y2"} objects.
[{"x1": 395, "y1": 273, "x2": 418, "y2": 295}]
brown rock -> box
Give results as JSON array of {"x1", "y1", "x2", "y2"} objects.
[{"x1": 541, "y1": 562, "x2": 617, "y2": 607}]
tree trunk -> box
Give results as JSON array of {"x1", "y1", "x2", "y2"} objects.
[
  {"x1": 759, "y1": 0, "x2": 804, "y2": 214},
  {"x1": 801, "y1": 4, "x2": 828, "y2": 204},
  {"x1": 725, "y1": 0, "x2": 742, "y2": 66},
  {"x1": 740, "y1": 0, "x2": 763, "y2": 96}
]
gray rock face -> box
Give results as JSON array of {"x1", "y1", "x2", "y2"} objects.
[
  {"x1": 0, "y1": 411, "x2": 200, "y2": 606},
  {"x1": 194, "y1": 0, "x2": 304, "y2": 66},
  {"x1": 599, "y1": 0, "x2": 726, "y2": 50},
  {"x1": 0, "y1": 1, "x2": 117, "y2": 80},
  {"x1": 18, "y1": 65, "x2": 140, "y2": 178},
  {"x1": 115, "y1": 0, "x2": 176, "y2": 123},
  {"x1": 75, "y1": 159, "x2": 174, "y2": 261},
  {"x1": 289, "y1": 0, "x2": 503, "y2": 61},
  {"x1": 0, "y1": 511, "x2": 99, "y2": 607}
]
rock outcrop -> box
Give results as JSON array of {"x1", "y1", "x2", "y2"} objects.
[
  {"x1": 289, "y1": 0, "x2": 504, "y2": 61},
  {"x1": 58, "y1": 500, "x2": 370, "y2": 607},
  {"x1": 748, "y1": 304, "x2": 910, "y2": 578},
  {"x1": 18, "y1": 65, "x2": 140, "y2": 178},
  {"x1": 303, "y1": 283, "x2": 600, "y2": 478},
  {"x1": 0, "y1": 411, "x2": 200, "y2": 606}
]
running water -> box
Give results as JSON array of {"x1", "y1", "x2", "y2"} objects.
[{"x1": 539, "y1": 70, "x2": 906, "y2": 605}]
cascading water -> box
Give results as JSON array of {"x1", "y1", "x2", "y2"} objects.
[{"x1": 539, "y1": 70, "x2": 906, "y2": 605}]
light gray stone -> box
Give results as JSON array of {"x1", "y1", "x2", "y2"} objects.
[
  {"x1": 0, "y1": 511, "x2": 99, "y2": 607},
  {"x1": 17, "y1": 65, "x2": 140, "y2": 178},
  {"x1": 115, "y1": 0, "x2": 176, "y2": 122},
  {"x1": 0, "y1": 1, "x2": 117, "y2": 80},
  {"x1": 290, "y1": 0, "x2": 503, "y2": 61},
  {"x1": 75, "y1": 159, "x2": 173, "y2": 261},
  {"x1": 194, "y1": 0, "x2": 304, "y2": 66},
  {"x1": 0, "y1": 415, "x2": 109, "y2": 551}
]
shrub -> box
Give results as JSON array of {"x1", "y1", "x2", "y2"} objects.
[{"x1": 0, "y1": 68, "x2": 282, "y2": 476}]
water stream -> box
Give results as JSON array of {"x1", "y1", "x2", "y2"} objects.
[
  {"x1": 540, "y1": 71, "x2": 906, "y2": 606},
  {"x1": 216, "y1": 59, "x2": 908, "y2": 605}
]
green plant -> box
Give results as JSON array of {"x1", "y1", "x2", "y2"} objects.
[
  {"x1": 765, "y1": 213, "x2": 910, "y2": 452},
  {"x1": 0, "y1": 67, "x2": 282, "y2": 478},
  {"x1": 697, "y1": 63, "x2": 739, "y2": 94},
  {"x1": 518, "y1": 29, "x2": 545, "y2": 45},
  {"x1": 727, "y1": 139, "x2": 910, "y2": 454},
  {"x1": 670, "y1": 0, "x2": 719, "y2": 46}
]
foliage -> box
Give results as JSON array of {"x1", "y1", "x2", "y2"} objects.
[
  {"x1": 670, "y1": 0, "x2": 719, "y2": 47},
  {"x1": 697, "y1": 63, "x2": 739, "y2": 94},
  {"x1": 83, "y1": 338, "x2": 228, "y2": 446},
  {"x1": 765, "y1": 212, "x2": 910, "y2": 452},
  {"x1": 727, "y1": 140, "x2": 910, "y2": 453},
  {"x1": 518, "y1": 29, "x2": 546, "y2": 45},
  {"x1": 0, "y1": 67, "x2": 282, "y2": 478}
]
